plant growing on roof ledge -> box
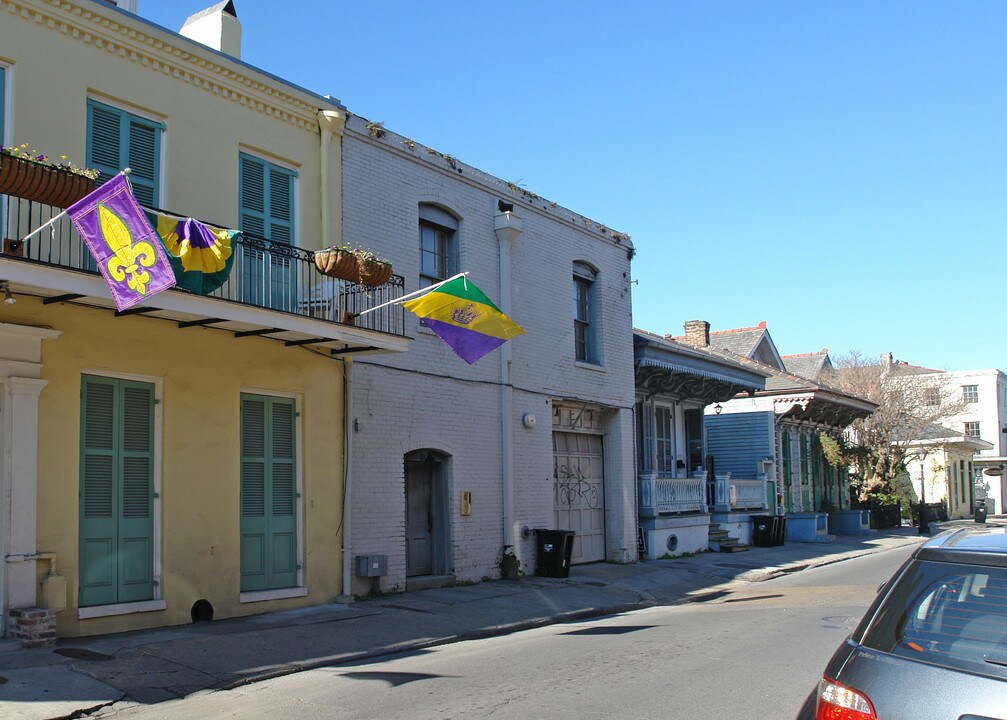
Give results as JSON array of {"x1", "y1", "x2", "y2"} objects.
[
  {"x1": 0, "y1": 143, "x2": 100, "y2": 208},
  {"x1": 312, "y1": 242, "x2": 393, "y2": 287}
]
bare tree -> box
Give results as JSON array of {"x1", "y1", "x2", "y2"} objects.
[{"x1": 830, "y1": 351, "x2": 966, "y2": 501}]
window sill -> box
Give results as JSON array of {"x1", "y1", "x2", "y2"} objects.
[
  {"x1": 78, "y1": 599, "x2": 166, "y2": 620},
  {"x1": 239, "y1": 587, "x2": 308, "y2": 604},
  {"x1": 575, "y1": 360, "x2": 606, "y2": 373}
]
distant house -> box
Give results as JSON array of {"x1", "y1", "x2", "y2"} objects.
[
  {"x1": 341, "y1": 114, "x2": 637, "y2": 593},
  {"x1": 672, "y1": 322, "x2": 877, "y2": 542},
  {"x1": 882, "y1": 356, "x2": 1007, "y2": 514},
  {"x1": 899, "y1": 425, "x2": 993, "y2": 519},
  {"x1": 634, "y1": 328, "x2": 767, "y2": 557}
]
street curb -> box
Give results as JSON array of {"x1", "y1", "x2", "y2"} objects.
[{"x1": 211, "y1": 600, "x2": 656, "y2": 693}]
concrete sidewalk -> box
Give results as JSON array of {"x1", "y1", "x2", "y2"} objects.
[{"x1": 0, "y1": 528, "x2": 927, "y2": 720}]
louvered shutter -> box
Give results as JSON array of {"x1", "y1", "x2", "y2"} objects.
[
  {"x1": 86, "y1": 100, "x2": 162, "y2": 205},
  {"x1": 238, "y1": 154, "x2": 267, "y2": 237},
  {"x1": 118, "y1": 381, "x2": 154, "y2": 602},
  {"x1": 79, "y1": 375, "x2": 155, "y2": 607},
  {"x1": 238, "y1": 154, "x2": 297, "y2": 311},
  {"x1": 80, "y1": 377, "x2": 118, "y2": 607},
  {"x1": 240, "y1": 394, "x2": 297, "y2": 592},
  {"x1": 269, "y1": 399, "x2": 297, "y2": 589}
]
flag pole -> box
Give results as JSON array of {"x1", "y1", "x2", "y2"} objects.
[
  {"x1": 17, "y1": 168, "x2": 130, "y2": 245},
  {"x1": 353, "y1": 271, "x2": 468, "y2": 318}
]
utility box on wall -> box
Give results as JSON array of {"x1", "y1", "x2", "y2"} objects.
[{"x1": 355, "y1": 554, "x2": 388, "y2": 577}]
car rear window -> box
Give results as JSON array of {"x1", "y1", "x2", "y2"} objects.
[{"x1": 861, "y1": 558, "x2": 1007, "y2": 680}]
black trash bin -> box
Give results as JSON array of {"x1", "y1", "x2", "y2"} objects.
[
  {"x1": 975, "y1": 501, "x2": 988, "y2": 524},
  {"x1": 752, "y1": 515, "x2": 775, "y2": 547},
  {"x1": 775, "y1": 515, "x2": 787, "y2": 546},
  {"x1": 535, "y1": 529, "x2": 575, "y2": 578}
]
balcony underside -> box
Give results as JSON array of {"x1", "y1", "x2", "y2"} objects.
[{"x1": 1, "y1": 259, "x2": 410, "y2": 357}]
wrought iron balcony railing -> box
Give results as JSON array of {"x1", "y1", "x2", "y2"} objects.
[{"x1": 1, "y1": 194, "x2": 406, "y2": 337}]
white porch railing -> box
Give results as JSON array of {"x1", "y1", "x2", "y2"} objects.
[
  {"x1": 639, "y1": 474, "x2": 706, "y2": 514},
  {"x1": 712, "y1": 473, "x2": 768, "y2": 512}
]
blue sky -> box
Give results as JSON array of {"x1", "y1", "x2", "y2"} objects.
[{"x1": 144, "y1": 1, "x2": 1006, "y2": 371}]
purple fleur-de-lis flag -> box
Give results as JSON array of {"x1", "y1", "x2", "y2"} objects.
[{"x1": 66, "y1": 174, "x2": 176, "y2": 311}]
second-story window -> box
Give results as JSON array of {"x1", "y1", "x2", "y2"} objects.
[
  {"x1": 239, "y1": 152, "x2": 297, "y2": 311},
  {"x1": 87, "y1": 99, "x2": 163, "y2": 207},
  {"x1": 655, "y1": 406, "x2": 674, "y2": 476},
  {"x1": 418, "y1": 204, "x2": 458, "y2": 288},
  {"x1": 573, "y1": 262, "x2": 598, "y2": 364},
  {"x1": 962, "y1": 385, "x2": 979, "y2": 404},
  {"x1": 965, "y1": 421, "x2": 981, "y2": 437},
  {"x1": 923, "y1": 387, "x2": 940, "y2": 407}
]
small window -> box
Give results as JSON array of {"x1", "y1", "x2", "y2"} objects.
[
  {"x1": 418, "y1": 204, "x2": 458, "y2": 288},
  {"x1": 965, "y1": 422, "x2": 981, "y2": 438},
  {"x1": 573, "y1": 262, "x2": 597, "y2": 364},
  {"x1": 924, "y1": 387, "x2": 940, "y2": 407},
  {"x1": 962, "y1": 385, "x2": 979, "y2": 404}
]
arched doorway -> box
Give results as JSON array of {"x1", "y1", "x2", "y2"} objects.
[{"x1": 404, "y1": 450, "x2": 449, "y2": 577}]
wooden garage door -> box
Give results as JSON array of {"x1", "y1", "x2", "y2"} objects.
[{"x1": 553, "y1": 431, "x2": 605, "y2": 563}]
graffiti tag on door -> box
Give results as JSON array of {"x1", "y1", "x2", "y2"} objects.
[{"x1": 555, "y1": 462, "x2": 600, "y2": 509}]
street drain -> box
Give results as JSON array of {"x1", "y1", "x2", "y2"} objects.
[{"x1": 54, "y1": 648, "x2": 113, "y2": 661}]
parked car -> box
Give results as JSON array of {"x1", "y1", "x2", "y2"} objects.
[{"x1": 798, "y1": 525, "x2": 1007, "y2": 719}]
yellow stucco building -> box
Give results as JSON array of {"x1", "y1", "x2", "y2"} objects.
[{"x1": 0, "y1": 0, "x2": 408, "y2": 640}]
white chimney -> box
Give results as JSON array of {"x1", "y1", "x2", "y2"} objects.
[{"x1": 180, "y1": 1, "x2": 241, "y2": 59}]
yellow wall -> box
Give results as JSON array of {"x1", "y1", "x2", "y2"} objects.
[
  {"x1": 0, "y1": 0, "x2": 342, "y2": 249},
  {"x1": 1, "y1": 297, "x2": 345, "y2": 637}
]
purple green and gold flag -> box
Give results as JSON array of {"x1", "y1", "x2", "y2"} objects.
[
  {"x1": 67, "y1": 174, "x2": 175, "y2": 311},
  {"x1": 403, "y1": 275, "x2": 524, "y2": 364},
  {"x1": 154, "y1": 214, "x2": 236, "y2": 295}
]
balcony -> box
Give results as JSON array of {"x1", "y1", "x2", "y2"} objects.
[
  {"x1": 639, "y1": 473, "x2": 706, "y2": 515},
  {"x1": 0, "y1": 194, "x2": 409, "y2": 356}
]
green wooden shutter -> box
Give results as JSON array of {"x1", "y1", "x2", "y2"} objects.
[
  {"x1": 80, "y1": 377, "x2": 118, "y2": 607},
  {"x1": 238, "y1": 154, "x2": 297, "y2": 311},
  {"x1": 79, "y1": 375, "x2": 154, "y2": 607},
  {"x1": 118, "y1": 381, "x2": 154, "y2": 603},
  {"x1": 240, "y1": 394, "x2": 297, "y2": 592},
  {"x1": 86, "y1": 99, "x2": 162, "y2": 205},
  {"x1": 0, "y1": 67, "x2": 5, "y2": 146}
]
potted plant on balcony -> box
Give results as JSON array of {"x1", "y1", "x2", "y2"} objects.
[
  {"x1": 0, "y1": 144, "x2": 100, "y2": 208},
  {"x1": 313, "y1": 243, "x2": 392, "y2": 287}
]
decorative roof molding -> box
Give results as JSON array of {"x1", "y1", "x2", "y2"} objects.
[
  {"x1": 773, "y1": 395, "x2": 813, "y2": 415},
  {"x1": 6, "y1": 0, "x2": 329, "y2": 133}
]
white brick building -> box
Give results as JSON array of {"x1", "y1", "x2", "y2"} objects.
[{"x1": 342, "y1": 115, "x2": 636, "y2": 594}]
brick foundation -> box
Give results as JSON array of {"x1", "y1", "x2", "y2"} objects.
[{"x1": 7, "y1": 607, "x2": 57, "y2": 649}]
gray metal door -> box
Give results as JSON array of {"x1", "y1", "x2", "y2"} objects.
[
  {"x1": 405, "y1": 460, "x2": 433, "y2": 576},
  {"x1": 553, "y1": 431, "x2": 606, "y2": 563}
]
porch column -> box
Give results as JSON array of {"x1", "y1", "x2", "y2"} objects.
[{"x1": 5, "y1": 377, "x2": 48, "y2": 609}]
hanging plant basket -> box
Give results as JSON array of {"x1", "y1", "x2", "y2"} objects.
[
  {"x1": 0, "y1": 154, "x2": 96, "y2": 208},
  {"x1": 313, "y1": 247, "x2": 393, "y2": 287}
]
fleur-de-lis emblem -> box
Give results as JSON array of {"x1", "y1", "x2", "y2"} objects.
[{"x1": 98, "y1": 202, "x2": 157, "y2": 296}]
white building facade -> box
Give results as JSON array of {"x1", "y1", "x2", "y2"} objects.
[
  {"x1": 930, "y1": 369, "x2": 1007, "y2": 514},
  {"x1": 342, "y1": 115, "x2": 637, "y2": 594}
]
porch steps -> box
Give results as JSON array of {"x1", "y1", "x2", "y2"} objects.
[{"x1": 708, "y1": 527, "x2": 750, "y2": 553}]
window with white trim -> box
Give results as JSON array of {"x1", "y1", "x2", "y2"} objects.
[
  {"x1": 418, "y1": 204, "x2": 458, "y2": 288},
  {"x1": 965, "y1": 421, "x2": 981, "y2": 438},
  {"x1": 573, "y1": 262, "x2": 598, "y2": 364},
  {"x1": 962, "y1": 385, "x2": 979, "y2": 404}
]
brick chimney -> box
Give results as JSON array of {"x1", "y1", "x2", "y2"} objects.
[{"x1": 683, "y1": 320, "x2": 710, "y2": 348}]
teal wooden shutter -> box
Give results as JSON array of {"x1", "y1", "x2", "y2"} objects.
[
  {"x1": 80, "y1": 377, "x2": 118, "y2": 607},
  {"x1": 240, "y1": 394, "x2": 297, "y2": 592},
  {"x1": 238, "y1": 154, "x2": 297, "y2": 311},
  {"x1": 79, "y1": 375, "x2": 154, "y2": 607},
  {"x1": 0, "y1": 67, "x2": 5, "y2": 145},
  {"x1": 86, "y1": 99, "x2": 162, "y2": 205}
]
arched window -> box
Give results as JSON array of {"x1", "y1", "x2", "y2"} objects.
[
  {"x1": 573, "y1": 262, "x2": 598, "y2": 364},
  {"x1": 419, "y1": 204, "x2": 459, "y2": 288}
]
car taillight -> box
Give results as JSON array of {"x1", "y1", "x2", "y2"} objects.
[{"x1": 814, "y1": 676, "x2": 877, "y2": 720}]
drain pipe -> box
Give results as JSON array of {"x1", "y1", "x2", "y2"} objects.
[
  {"x1": 340, "y1": 358, "x2": 354, "y2": 601},
  {"x1": 317, "y1": 109, "x2": 346, "y2": 250},
  {"x1": 494, "y1": 210, "x2": 523, "y2": 550}
]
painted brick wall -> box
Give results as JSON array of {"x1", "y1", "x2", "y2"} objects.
[{"x1": 344, "y1": 116, "x2": 636, "y2": 594}]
